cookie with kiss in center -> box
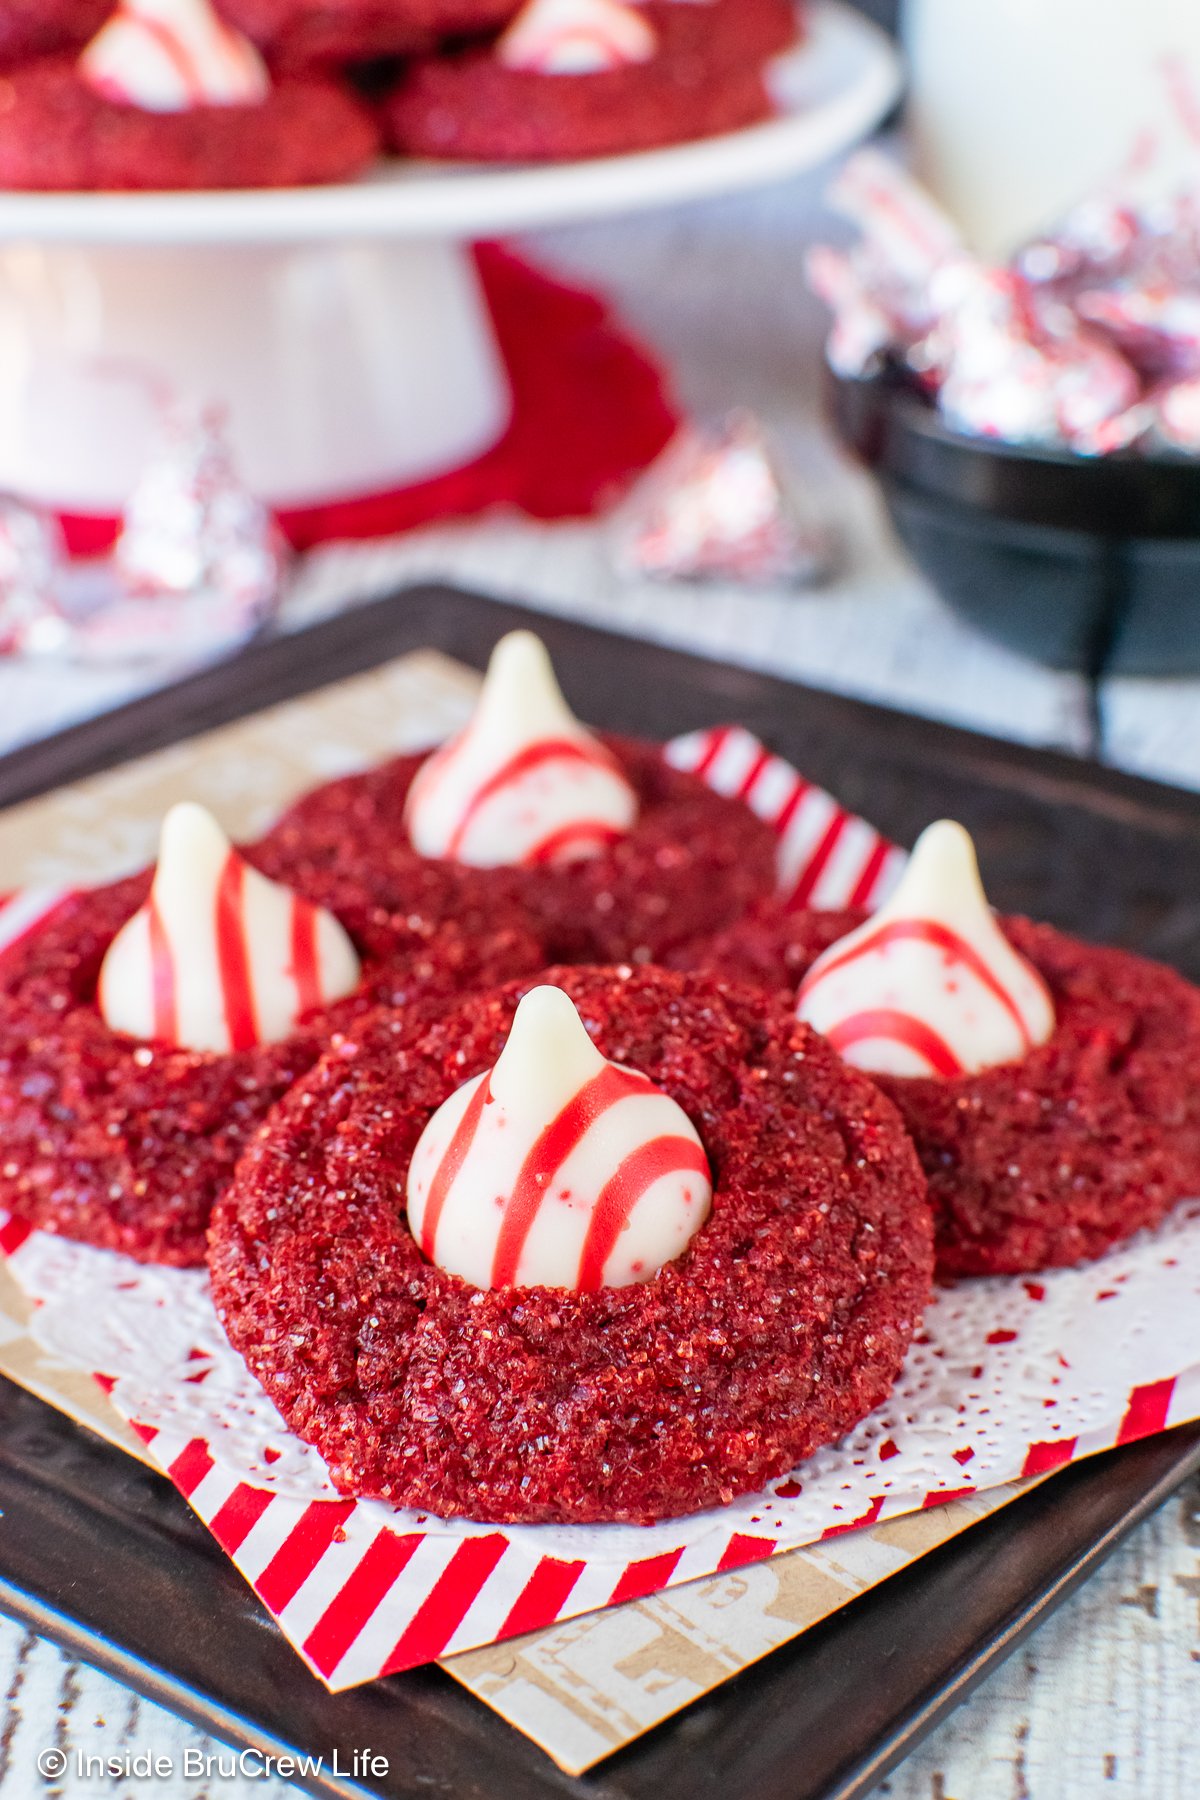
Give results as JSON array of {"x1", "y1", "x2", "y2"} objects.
[
  {"x1": 255, "y1": 632, "x2": 780, "y2": 966},
  {"x1": 0, "y1": 805, "x2": 543, "y2": 1266},
  {"x1": 208, "y1": 964, "x2": 933, "y2": 1525},
  {"x1": 381, "y1": 0, "x2": 797, "y2": 164},
  {"x1": 0, "y1": 0, "x2": 380, "y2": 190},
  {"x1": 213, "y1": 0, "x2": 522, "y2": 68},
  {"x1": 679, "y1": 821, "x2": 1200, "y2": 1275}
]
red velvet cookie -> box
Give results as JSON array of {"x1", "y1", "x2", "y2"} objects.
[
  {"x1": 682, "y1": 906, "x2": 1200, "y2": 1275},
  {"x1": 0, "y1": 858, "x2": 542, "y2": 1267},
  {"x1": 692, "y1": 0, "x2": 801, "y2": 66},
  {"x1": 208, "y1": 965, "x2": 932, "y2": 1524},
  {"x1": 0, "y1": 1, "x2": 112, "y2": 68},
  {"x1": 253, "y1": 737, "x2": 779, "y2": 965},
  {"x1": 214, "y1": 0, "x2": 520, "y2": 67},
  {"x1": 0, "y1": 56, "x2": 379, "y2": 189},
  {"x1": 382, "y1": 1, "x2": 783, "y2": 163}
]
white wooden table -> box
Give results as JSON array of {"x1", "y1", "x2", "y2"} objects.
[{"x1": 1, "y1": 163, "x2": 1198, "y2": 1799}]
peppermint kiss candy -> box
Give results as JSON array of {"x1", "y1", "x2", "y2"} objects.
[
  {"x1": 925, "y1": 264, "x2": 1140, "y2": 451},
  {"x1": 0, "y1": 498, "x2": 72, "y2": 659},
  {"x1": 405, "y1": 631, "x2": 638, "y2": 868},
  {"x1": 498, "y1": 0, "x2": 656, "y2": 74},
  {"x1": 619, "y1": 412, "x2": 832, "y2": 587},
  {"x1": 1156, "y1": 374, "x2": 1200, "y2": 451},
  {"x1": 80, "y1": 0, "x2": 269, "y2": 113},
  {"x1": 99, "y1": 803, "x2": 360, "y2": 1053},
  {"x1": 117, "y1": 404, "x2": 286, "y2": 620},
  {"x1": 798, "y1": 820, "x2": 1054, "y2": 1079},
  {"x1": 407, "y1": 985, "x2": 712, "y2": 1291}
]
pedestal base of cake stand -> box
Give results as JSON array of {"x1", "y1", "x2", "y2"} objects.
[{"x1": 0, "y1": 237, "x2": 512, "y2": 515}]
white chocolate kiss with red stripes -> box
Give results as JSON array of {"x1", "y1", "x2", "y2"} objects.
[
  {"x1": 407, "y1": 985, "x2": 712, "y2": 1290},
  {"x1": 98, "y1": 803, "x2": 360, "y2": 1054},
  {"x1": 498, "y1": 0, "x2": 656, "y2": 73},
  {"x1": 80, "y1": 0, "x2": 269, "y2": 113},
  {"x1": 405, "y1": 631, "x2": 638, "y2": 868},
  {"x1": 797, "y1": 820, "x2": 1055, "y2": 1079}
]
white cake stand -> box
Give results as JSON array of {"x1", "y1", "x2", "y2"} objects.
[{"x1": 0, "y1": 2, "x2": 901, "y2": 518}]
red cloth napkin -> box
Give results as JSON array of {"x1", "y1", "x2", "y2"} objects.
[{"x1": 59, "y1": 244, "x2": 679, "y2": 558}]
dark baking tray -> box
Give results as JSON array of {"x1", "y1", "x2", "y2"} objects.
[{"x1": 1, "y1": 582, "x2": 1198, "y2": 1800}]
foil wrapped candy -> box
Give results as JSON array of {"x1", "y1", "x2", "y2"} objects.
[
  {"x1": 810, "y1": 146, "x2": 1200, "y2": 457},
  {"x1": 617, "y1": 412, "x2": 833, "y2": 588},
  {"x1": 117, "y1": 403, "x2": 285, "y2": 616},
  {"x1": 0, "y1": 406, "x2": 287, "y2": 662},
  {"x1": 0, "y1": 500, "x2": 73, "y2": 658},
  {"x1": 806, "y1": 148, "x2": 965, "y2": 383},
  {"x1": 1150, "y1": 373, "x2": 1200, "y2": 453},
  {"x1": 922, "y1": 265, "x2": 1141, "y2": 454}
]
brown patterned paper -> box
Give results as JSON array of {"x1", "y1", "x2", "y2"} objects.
[{"x1": 443, "y1": 1482, "x2": 1031, "y2": 1774}]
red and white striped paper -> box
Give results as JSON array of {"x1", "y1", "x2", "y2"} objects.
[
  {"x1": 1, "y1": 731, "x2": 1198, "y2": 1692},
  {"x1": 665, "y1": 725, "x2": 906, "y2": 909}
]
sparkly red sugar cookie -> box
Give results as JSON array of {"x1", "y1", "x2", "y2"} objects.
[
  {"x1": 693, "y1": 0, "x2": 800, "y2": 66},
  {"x1": 0, "y1": 857, "x2": 542, "y2": 1267},
  {"x1": 0, "y1": 1, "x2": 112, "y2": 67},
  {"x1": 255, "y1": 737, "x2": 779, "y2": 965},
  {"x1": 683, "y1": 906, "x2": 1200, "y2": 1275},
  {"x1": 213, "y1": 0, "x2": 520, "y2": 67},
  {"x1": 0, "y1": 56, "x2": 379, "y2": 190},
  {"x1": 208, "y1": 965, "x2": 933, "y2": 1525},
  {"x1": 382, "y1": 0, "x2": 786, "y2": 163}
]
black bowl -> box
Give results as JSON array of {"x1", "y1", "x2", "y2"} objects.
[{"x1": 830, "y1": 372, "x2": 1200, "y2": 676}]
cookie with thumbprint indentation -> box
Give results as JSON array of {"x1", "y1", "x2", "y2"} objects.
[
  {"x1": 381, "y1": 0, "x2": 795, "y2": 164},
  {"x1": 0, "y1": 55, "x2": 379, "y2": 190},
  {"x1": 678, "y1": 900, "x2": 1200, "y2": 1275},
  {"x1": 255, "y1": 632, "x2": 779, "y2": 966},
  {"x1": 214, "y1": 0, "x2": 521, "y2": 67},
  {"x1": 208, "y1": 963, "x2": 933, "y2": 1524},
  {"x1": 0, "y1": 824, "x2": 543, "y2": 1267}
]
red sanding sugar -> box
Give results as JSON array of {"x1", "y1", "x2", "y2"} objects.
[{"x1": 208, "y1": 965, "x2": 933, "y2": 1525}]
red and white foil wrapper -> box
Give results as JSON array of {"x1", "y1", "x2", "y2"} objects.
[
  {"x1": 815, "y1": 146, "x2": 1200, "y2": 456},
  {"x1": 0, "y1": 499, "x2": 72, "y2": 658},
  {"x1": 806, "y1": 148, "x2": 967, "y2": 380},
  {"x1": 618, "y1": 415, "x2": 832, "y2": 587},
  {"x1": 1016, "y1": 198, "x2": 1148, "y2": 291},
  {"x1": 920, "y1": 266, "x2": 1142, "y2": 454},
  {"x1": 805, "y1": 245, "x2": 901, "y2": 380},
  {"x1": 1075, "y1": 281, "x2": 1200, "y2": 386},
  {"x1": 1153, "y1": 373, "x2": 1200, "y2": 452},
  {"x1": 1, "y1": 733, "x2": 1199, "y2": 1690},
  {"x1": 117, "y1": 405, "x2": 286, "y2": 619}
]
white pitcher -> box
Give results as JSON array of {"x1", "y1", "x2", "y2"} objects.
[{"x1": 902, "y1": 0, "x2": 1200, "y2": 256}]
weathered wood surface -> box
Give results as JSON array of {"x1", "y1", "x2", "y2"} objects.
[{"x1": 0, "y1": 166, "x2": 1197, "y2": 1797}]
